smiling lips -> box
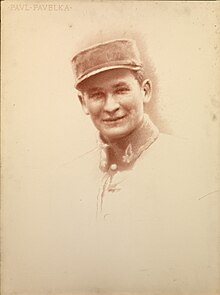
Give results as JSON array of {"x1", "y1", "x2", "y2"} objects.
[{"x1": 102, "y1": 115, "x2": 126, "y2": 123}]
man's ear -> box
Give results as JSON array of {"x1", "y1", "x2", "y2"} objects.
[
  {"x1": 142, "y1": 79, "x2": 152, "y2": 104},
  {"x1": 78, "y1": 93, "x2": 90, "y2": 115}
]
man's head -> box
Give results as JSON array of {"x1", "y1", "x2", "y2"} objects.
[{"x1": 72, "y1": 39, "x2": 152, "y2": 142}]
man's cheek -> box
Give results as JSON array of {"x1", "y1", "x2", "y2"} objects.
[
  {"x1": 121, "y1": 97, "x2": 137, "y2": 108},
  {"x1": 123, "y1": 102, "x2": 135, "y2": 112},
  {"x1": 89, "y1": 102, "x2": 103, "y2": 115}
]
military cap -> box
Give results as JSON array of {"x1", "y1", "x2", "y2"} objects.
[{"x1": 71, "y1": 39, "x2": 143, "y2": 89}]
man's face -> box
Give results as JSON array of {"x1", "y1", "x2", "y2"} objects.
[{"x1": 79, "y1": 69, "x2": 151, "y2": 142}]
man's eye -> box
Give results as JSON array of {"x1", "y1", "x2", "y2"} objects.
[
  {"x1": 89, "y1": 92, "x2": 104, "y2": 99},
  {"x1": 115, "y1": 87, "x2": 130, "y2": 94}
]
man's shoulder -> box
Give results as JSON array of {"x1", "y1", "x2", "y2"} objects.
[
  {"x1": 73, "y1": 147, "x2": 100, "y2": 166},
  {"x1": 154, "y1": 132, "x2": 188, "y2": 148},
  {"x1": 136, "y1": 132, "x2": 197, "y2": 187},
  {"x1": 57, "y1": 147, "x2": 100, "y2": 178},
  {"x1": 49, "y1": 147, "x2": 101, "y2": 205},
  {"x1": 146, "y1": 132, "x2": 190, "y2": 160}
]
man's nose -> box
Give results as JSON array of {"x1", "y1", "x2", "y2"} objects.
[{"x1": 103, "y1": 93, "x2": 120, "y2": 113}]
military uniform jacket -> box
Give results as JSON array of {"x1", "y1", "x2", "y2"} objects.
[{"x1": 48, "y1": 119, "x2": 219, "y2": 293}]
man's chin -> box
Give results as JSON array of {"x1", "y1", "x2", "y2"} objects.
[{"x1": 100, "y1": 127, "x2": 132, "y2": 142}]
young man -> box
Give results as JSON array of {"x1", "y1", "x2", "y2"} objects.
[
  {"x1": 72, "y1": 39, "x2": 163, "y2": 219},
  {"x1": 68, "y1": 39, "x2": 218, "y2": 291}
]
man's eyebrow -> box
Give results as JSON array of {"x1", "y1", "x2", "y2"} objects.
[
  {"x1": 86, "y1": 87, "x2": 103, "y2": 93},
  {"x1": 113, "y1": 82, "x2": 129, "y2": 88}
]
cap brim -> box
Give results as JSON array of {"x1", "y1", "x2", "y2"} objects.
[{"x1": 75, "y1": 64, "x2": 142, "y2": 89}]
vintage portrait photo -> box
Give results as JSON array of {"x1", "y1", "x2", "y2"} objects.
[{"x1": 1, "y1": 1, "x2": 220, "y2": 294}]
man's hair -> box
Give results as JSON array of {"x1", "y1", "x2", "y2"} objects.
[{"x1": 132, "y1": 69, "x2": 145, "y2": 86}]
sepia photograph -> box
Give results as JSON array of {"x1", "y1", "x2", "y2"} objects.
[{"x1": 1, "y1": 1, "x2": 220, "y2": 294}]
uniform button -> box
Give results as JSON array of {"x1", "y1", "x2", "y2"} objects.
[
  {"x1": 104, "y1": 213, "x2": 110, "y2": 220},
  {"x1": 110, "y1": 164, "x2": 117, "y2": 171}
]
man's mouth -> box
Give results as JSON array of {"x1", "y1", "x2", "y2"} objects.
[{"x1": 103, "y1": 115, "x2": 126, "y2": 123}]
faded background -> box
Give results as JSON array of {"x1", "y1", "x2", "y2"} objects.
[{"x1": 1, "y1": 1, "x2": 220, "y2": 294}]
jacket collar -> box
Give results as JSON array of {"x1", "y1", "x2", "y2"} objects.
[{"x1": 98, "y1": 115, "x2": 159, "y2": 172}]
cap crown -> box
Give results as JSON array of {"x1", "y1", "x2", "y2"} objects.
[{"x1": 72, "y1": 39, "x2": 143, "y2": 89}]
